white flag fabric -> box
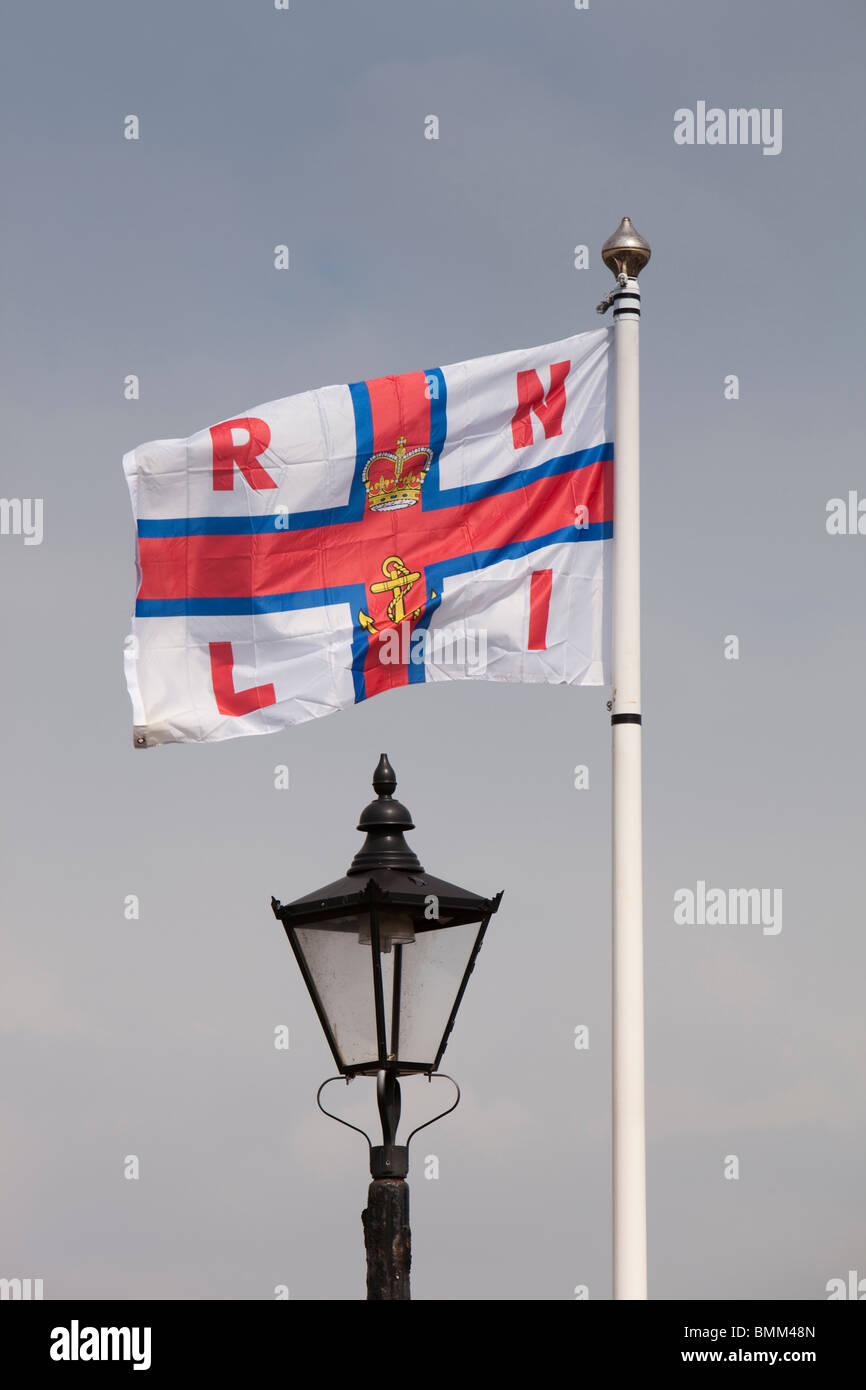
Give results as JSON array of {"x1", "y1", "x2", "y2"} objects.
[{"x1": 123, "y1": 326, "x2": 613, "y2": 746}]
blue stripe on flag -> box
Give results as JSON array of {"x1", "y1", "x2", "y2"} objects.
[
  {"x1": 135, "y1": 583, "x2": 367, "y2": 619},
  {"x1": 136, "y1": 440, "x2": 612, "y2": 538},
  {"x1": 422, "y1": 441, "x2": 612, "y2": 509},
  {"x1": 138, "y1": 515, "x2": 285, "y2": 537},
  {"x1": 427, "y1": 519, "x2": 611, "y2": 579},
  {"x1": 424, "y1": 366, "x2": 448, "y2": 494}
]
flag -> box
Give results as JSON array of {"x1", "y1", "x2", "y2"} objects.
[{"x1": 123, "y1": 326, "x2": 613, "y2": 746}]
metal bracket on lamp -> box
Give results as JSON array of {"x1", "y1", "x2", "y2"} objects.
[{"x1": 316, "y1": 1072, "x2": 461, "y2": 1179}]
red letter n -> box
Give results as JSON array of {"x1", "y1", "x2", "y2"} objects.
[
  {"x1": 210, "y1": 642, "x2": 276, "y2": 716},
  {"x1": 510, "y1": 361, "x2": 569, "y2": 450},
  {"x1": 210, "y1": 417, "x2": 277, "y2": 491}
]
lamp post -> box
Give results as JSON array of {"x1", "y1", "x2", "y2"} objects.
[{"x1": 271, "y1": 753, "x2": 502, "y2": 1301}]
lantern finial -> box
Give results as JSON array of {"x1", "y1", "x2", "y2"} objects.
[
  {"x1": 372, "y1": 753, "x2": 397, "y2": 798},
  {"x1": 349, "y1": 754, "x2": 423, "y2": 874}
]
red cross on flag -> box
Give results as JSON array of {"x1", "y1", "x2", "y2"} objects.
[{"x1": 123, "y1": 326, "x2": 613, "y2": 746}]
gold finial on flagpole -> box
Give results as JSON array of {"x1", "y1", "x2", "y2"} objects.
[{"x1": 601, "y1": 216, "x2": 651, "y2": 280}]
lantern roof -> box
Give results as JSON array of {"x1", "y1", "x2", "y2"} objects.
[{"x1": 272, "y1": 754, "x2": 500, "y2": 923}]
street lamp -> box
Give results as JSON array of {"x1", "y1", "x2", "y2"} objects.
[{"x1": 271, "y1": 753, "x2": 502, "y2": 1300}]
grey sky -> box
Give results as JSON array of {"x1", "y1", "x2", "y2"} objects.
[{"x1": 1, "y1": 0, "x2": 864, "y2": 1299}]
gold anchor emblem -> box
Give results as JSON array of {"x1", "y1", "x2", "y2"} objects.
[{"x1": 359, "y1": 555, "x2": 436, "y2": 635}]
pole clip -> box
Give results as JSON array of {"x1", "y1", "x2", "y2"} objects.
[{"x1": 597, "y1": 271, "x2": 633, "y2": 314}]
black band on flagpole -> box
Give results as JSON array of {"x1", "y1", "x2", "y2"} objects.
[
  {"x1": 611, "y1": 712, "x2": 642, "y2": 725},
  {"x1": 612, "y1": 290, "x2": 641, "y2": 319}
]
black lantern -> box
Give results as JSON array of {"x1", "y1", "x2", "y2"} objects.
[
  {"x1": 271, "y1": 754, "x2": 502, "y2": 1300},
  {"x1": 272, "y1": 754, "x2": 501, "y2": 1080}
]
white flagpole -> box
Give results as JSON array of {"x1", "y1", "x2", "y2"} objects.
[{"x1": 600, "y1": 217, "x2": 651, "y2": 1300}]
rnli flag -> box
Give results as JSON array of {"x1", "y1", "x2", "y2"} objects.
[{"x1": 123, "y1": 327, "x2": 613, "y2": 746}]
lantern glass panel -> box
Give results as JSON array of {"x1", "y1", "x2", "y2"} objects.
[
  {"x1": 293, "y1": 922, "x2": 378, "y2": 1069},
  {"x1": 293, "y1": 911, "x2": 483, "y2": 1072},
  {"x1": 391, "y1": 919, "x2": 482, "y2": 1065}
]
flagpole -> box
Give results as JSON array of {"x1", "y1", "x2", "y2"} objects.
[{"x1": 600, "y1": 217, "x2": 651, "y2": 1300}]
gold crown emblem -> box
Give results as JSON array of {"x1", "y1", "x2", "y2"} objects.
[{"x1": 363, "y1": 436, "x2": 432, "y2": 512}]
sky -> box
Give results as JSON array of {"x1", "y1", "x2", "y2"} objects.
[{"x1": 1, "y1": 0, "x2": 864, "y2": 1301}]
